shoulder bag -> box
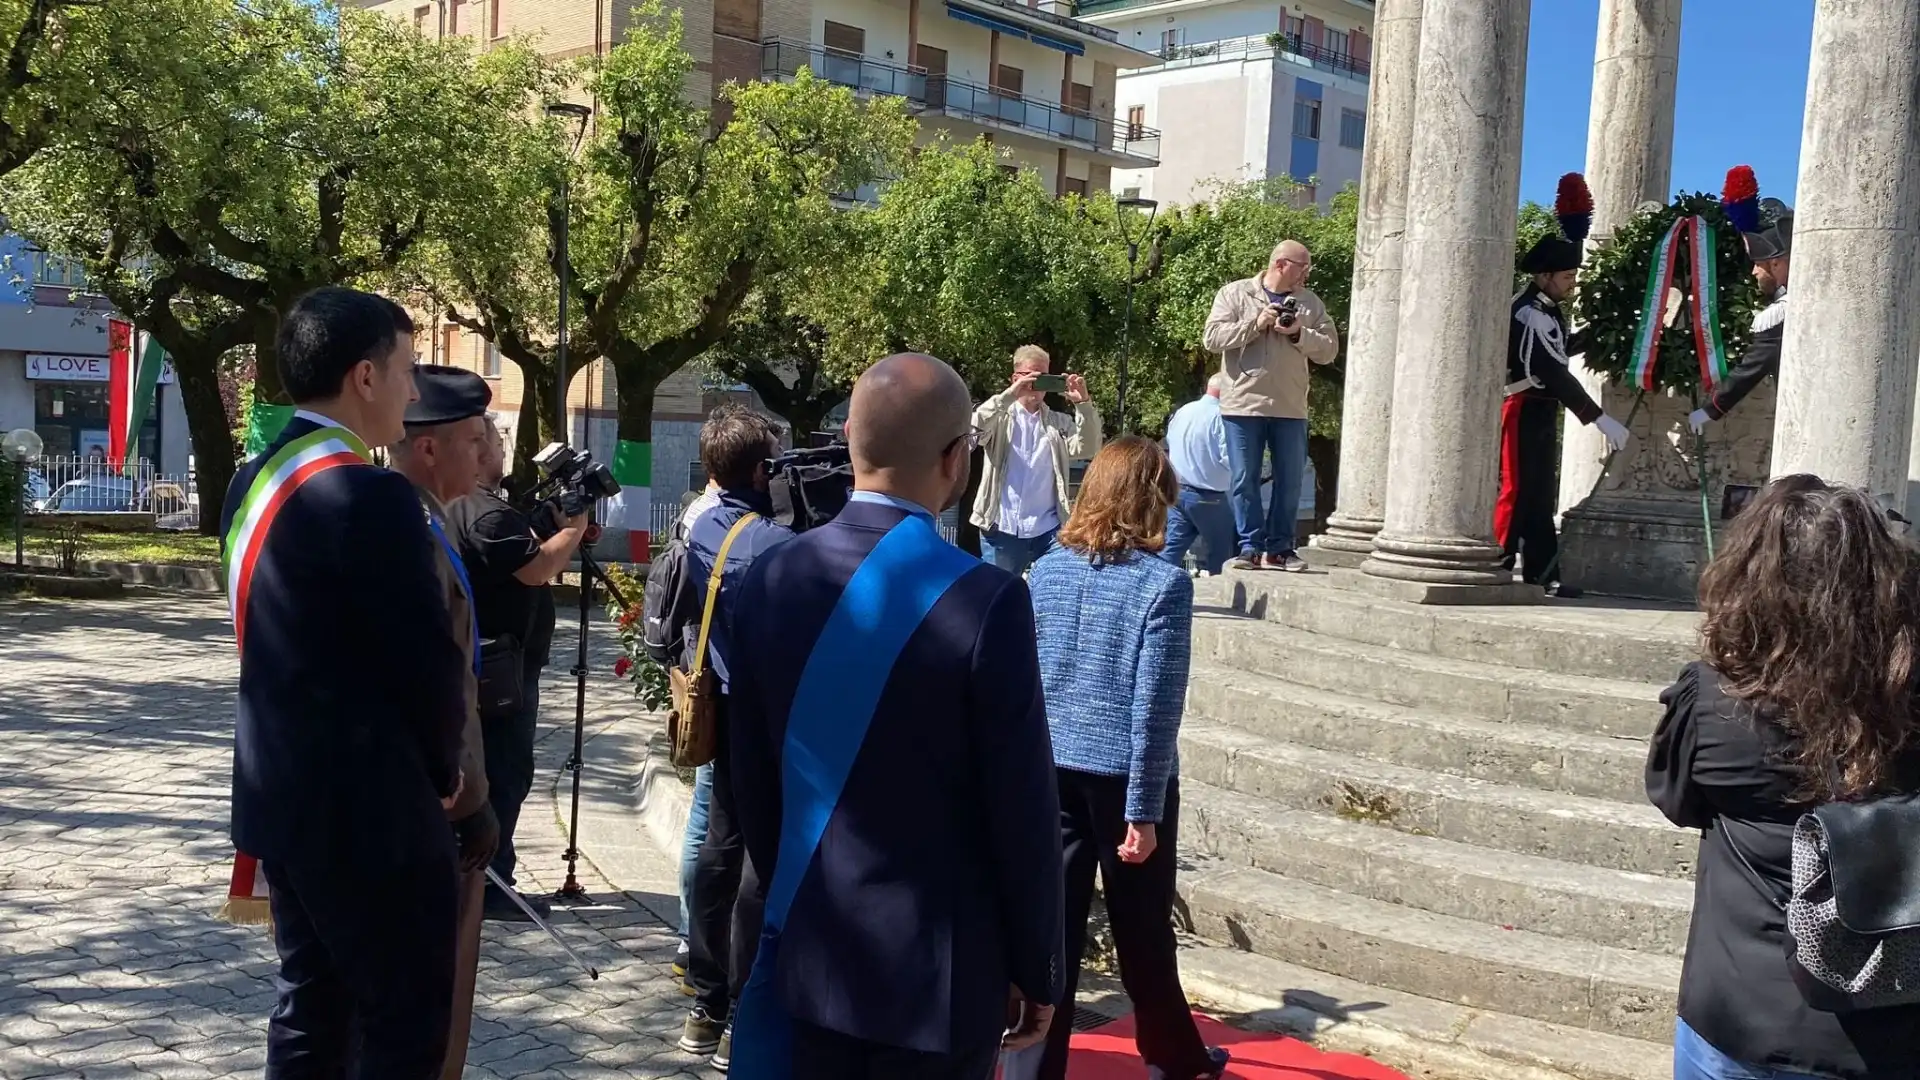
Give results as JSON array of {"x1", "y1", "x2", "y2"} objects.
[{"x1": 667, "y1": 512, "x2": 758, "y2": 769}]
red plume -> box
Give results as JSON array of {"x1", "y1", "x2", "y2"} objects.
[
  {"x1": 1722, "y1": 165, "x2": 1759, "y2": 206},
  {"x1": 1555, "y1": 172, "x2": 1593, "y2": 244}
]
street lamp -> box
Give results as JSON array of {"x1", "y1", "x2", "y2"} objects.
[
  {"x1": 1113, "y1": 195, "x2": 1158, "y2": 432},
  {"x1": 546, "y1": 102, "x2": 593, "y2": 442},
  {"x1": 3, "y1": 428, "x2": 44, "y2": 570}
]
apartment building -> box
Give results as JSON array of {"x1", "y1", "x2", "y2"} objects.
[
  {"x1": 1077, "y1": 0, "x2": 1373, "y2": 208},
  {"x1": 760, "y1": 0, "x2": 1163, "y2": 195}
]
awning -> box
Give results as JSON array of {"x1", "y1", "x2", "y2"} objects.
[{"x1": 944, "y1": 3, "x2": 1087, "y2": 56}]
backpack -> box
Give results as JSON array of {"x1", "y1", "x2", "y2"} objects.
[{"x1": 640, "y1": 511, "x2": 701, "y2": 667}]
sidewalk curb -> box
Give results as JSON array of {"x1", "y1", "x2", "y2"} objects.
[
  {"x1": 15, "y1": 552, "x2": 222, "y2": 593},
  {"x1": 633, "y1": 731, "x2": 694, "y2": 859}
]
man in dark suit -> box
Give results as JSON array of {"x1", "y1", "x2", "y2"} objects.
[
  {"x1": 727, "y1": 353, "x2": 1065, "y2": 1080},
  {"x1": 221, "y1": 287, "x2": 469, "y2": 1079}
]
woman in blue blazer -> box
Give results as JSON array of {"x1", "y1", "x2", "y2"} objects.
[{"x1": 1009, "y1": 435, "x2": 1229, "y2": 1080}]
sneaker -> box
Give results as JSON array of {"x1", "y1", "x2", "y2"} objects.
[
  {"x1": 710, "y1": 1022, "x2": 733, "y2": 1072},
  {"x1": 1228, "y1": 553, "x2": 1264, "y2": 572},
  {"x1": 673, "y1": 941, "x2": 690, "y2": 978},
  {"x1": 1199, "y1": 1046, "x2": 1232, "y2": 1078},
  {"x1": 1267, "y1": 552, "x2": 1308, "y2": 573},
  {"x1": 678, "y1": 1007, "x2": 725, "y2": 1056}
]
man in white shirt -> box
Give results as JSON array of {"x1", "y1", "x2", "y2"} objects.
[
  {"x1": 968, "y1": 344, "x2": 1102, "y2": 576},
  {"x1": 1162, "y1": 374, "x2": 1236, "y2": 575}
]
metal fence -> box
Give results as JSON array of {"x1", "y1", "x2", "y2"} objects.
[{"x1": 21, "y1": 456, "x2": 201, "y2": 529}]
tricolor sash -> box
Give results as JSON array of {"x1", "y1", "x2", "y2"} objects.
[
  {"x1": 217, "y1": 423, "x2": 372, "y2": 927},
  {"x1": 1627, "y1": 215, "x2": 1732, "y2": 393},
  {"x1": 728, "y1": 513, "x2": 979, "y2": 1079}
]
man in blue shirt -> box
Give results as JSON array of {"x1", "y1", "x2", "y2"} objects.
[
  {"x1": 1161, "y1": 375, "x2": 1236, "y2": 575},
  {"x1": 678, "y1": 406, "x2": 795, "y2": 1069}
]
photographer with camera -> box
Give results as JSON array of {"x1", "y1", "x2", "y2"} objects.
[
  {"x1": 445, "y1": 421, "x2": 587, "y2": 924},
  {"x1": 969, "y1": 344, "x2": 1102, "y2": 577},
  {"x1": 1202, "y1": 240, "x2": 1338, "y2": 573}
]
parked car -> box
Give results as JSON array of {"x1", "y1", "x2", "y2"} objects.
[{"x1": 42, "y1": 477, "x2": 135, "y2": 513}]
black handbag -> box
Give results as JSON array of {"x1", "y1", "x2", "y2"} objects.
[{"x1": 476, "y1": 634, "x2": 526, "y2": 721}]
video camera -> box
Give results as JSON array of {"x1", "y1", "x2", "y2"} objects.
[
  {"x1": 766, "y1": 431, "x2": 854, "y2": 534},
  {"x1": 520, "y1": 442, "x2": 621, "y2": 528}
]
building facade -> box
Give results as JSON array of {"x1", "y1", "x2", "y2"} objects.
[
  {"x1": 0, "y1": 238, "x2": 192, "y2": 478},
  {"x1": 1079, "y1": 0, "x2": 1373, "y2": 207}
]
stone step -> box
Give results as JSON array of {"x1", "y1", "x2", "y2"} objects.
[
  {"x1": 1179, "y1": 777, "x2": 1692, "y2": 956},
  {"x1": 1187, "y1": 662, "x2": 1649, "y2": 802},
  {"x1": 1195, "y1": 572, "x2": 1696, "y2": 685},
  {"x1": 1177, "y1": 861, "x2": 1682, "y2": 1043},
  {"x1": 1193, "y1": 612, "x2": 1664, "y2": 738},
  {"x1": 1175, "y1": 944, "x2": 1672, "y2": 1080},
  {"x1": 1179, "y1": 721, "x2": 1696, "y2": 878}
]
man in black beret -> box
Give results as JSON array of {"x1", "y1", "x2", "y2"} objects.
[
  {"x1": 389, "y1": 363, "x2": 499, "y2": 1080},
  {"x1": 1688, "y1": 199, "x2": 1792, "y2": 435},
  {"x1": 1499, "y1": 234, "x2": 1631, "y2": 593}
]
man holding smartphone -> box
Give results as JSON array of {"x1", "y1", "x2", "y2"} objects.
[
  {"x1": 969, "y1": 344, "x2": 1102, "y2": 576},
  {"x1": 1202, "y1": 240, "x2": 1339, "y2": 573}
]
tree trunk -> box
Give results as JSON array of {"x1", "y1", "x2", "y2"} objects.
[
  {"x1": 509, "y1": 355, "x2": 563, "y2": 495},
  {"x1": 613, "y1": 366, "x2": 657, "y2": 446},
  {"x1": 252, "y1": 319, "x2": 287, "y2": 405},
  {"x1": 171, "y1": 344, "x2": 239, "y2": 537}
]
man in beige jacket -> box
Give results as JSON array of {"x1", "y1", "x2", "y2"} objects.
[
  {"x1": 1201, "y1": 240, "x2": 1338, "y2": 572},
  {"x1": 969, "y1": 344, "x2": 1102, "y2": 576}
]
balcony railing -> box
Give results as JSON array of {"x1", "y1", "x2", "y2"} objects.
[
  {"x1": 1119, "y1": 32, "x2": 1370, "y2": 82},
  {"x1": 761, "y1": 39, "x2": 1161, "y2": 162}
]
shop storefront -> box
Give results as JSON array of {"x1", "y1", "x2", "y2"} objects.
[{"x1": 25, "y1": 352, "x2": 169, "y2": 461}]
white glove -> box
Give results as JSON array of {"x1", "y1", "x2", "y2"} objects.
[
  {"x1": 1687, "y1": 408, "x2": 1711, "y2": 435},
  {"x1": 1595, "y1": 414, "x2": 1631, "y2": 453}
]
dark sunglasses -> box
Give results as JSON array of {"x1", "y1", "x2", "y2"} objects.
[{"x1": 944, "y1": 428, "x2": 983, "y2": 456}]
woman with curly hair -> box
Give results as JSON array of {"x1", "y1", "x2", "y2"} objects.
[
  {"x1": 1004, "y1": 436, "x2": 1229, "y2": 1080},
  {"x1": 1647, "y1": 474, "x2": 1920, "y2": 1080}
]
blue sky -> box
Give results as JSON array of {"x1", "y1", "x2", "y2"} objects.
[{"x1": 1519, "y1": 0, "x2": 1812, "y2": 207}]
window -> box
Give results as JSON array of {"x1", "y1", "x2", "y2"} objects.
[
  {"x1": 449, "y1": 0, "x2": 464, "y2": 34},
  {"x1": 413, "y1": 5, "x2": 430, "y2": 31},
  {"x1": 1062, "y1": 176, "x2": 1088, "y2": 197},
  {"x1": 1325, "y1": 28, "x2": 1350, "y2": 58},
  {"x1": 1065, "y1": 82, "x2": 1092, "y2": 116},
  {"x1": 1340, "y1": 108, "x2": 1366, "y2": 149},
  {"x1": 822, "y1": 20, "x2": 864, "y2": 56},
  {"x1": 999, "y1": 163, "x2": 1021, "y2": 179},
  {"x1": 1161, "y1": 27, "x2": 1181, "y2": 52},
  {"x1": 489, "y1": 0, "x2": 502, "y2": 37},
  {"x1": 1292, "y1": 97, "x2": 1321, "y2": 140},
  {"x1": 994, "y1": 64, "x2": 1023, "y2": 97},
  {"x1": 441, "y1": 325, "x2": 458, "y2": 365},
  {"x1": 483, "y1": 340, "x2": 501, "y2": 378},
  {"x1": 1126, "y1": 105, "x2": 1146, "y2": 140},
  {"x1": 1282, "y1": 14, "x2": 1305, "y2": 39},
  {"x1": 1121, "y1": 186, "x2": 1142, "y2": 200}
]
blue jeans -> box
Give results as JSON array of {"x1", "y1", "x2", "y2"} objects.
[
  {"x1": 1224, "y1": 415, "x2": 1309, "y2": 557},
  {"x1": 980, "y1": 527, "x2": 1057, "y2": 577},
  {"x1": 677, "y1": 761, "x2": 712, "y2": 940},
  {"x1": 1674, "y1": 1019, "x2": 1824, "y2": 1080},
  {"x1": 1163, "y1": 485, "x2": 1236, "y2": 574}
]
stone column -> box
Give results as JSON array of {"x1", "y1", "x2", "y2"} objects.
[
  {"x1": 1356, "y1": 0, "x2": 1533, "y2": 601},
  {"x1": 1558, "y1": 0, "x2": 1681, "y2": 511},
  {"x1": 1311, "y1": 0, "x2": 1423, "y2": 564},
  {"x1": 1773, "y1": 0, "x2": 1920, "y2": 499}
]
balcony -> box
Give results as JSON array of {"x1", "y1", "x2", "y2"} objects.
[
  {"x1": 1115, "y1": 32, "x2": 1369, "y2": 82},
  {"x1": 761, "y1": 39, "x2": 1161, "y2": 165}
]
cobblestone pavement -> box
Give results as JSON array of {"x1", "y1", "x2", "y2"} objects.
[{"x1": 0, "y1": 593, "x2": 712, "y2": 1079}]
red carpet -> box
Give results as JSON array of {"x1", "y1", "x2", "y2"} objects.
[{"x1": 1060, "y1": 1012, "x2": 1411, "y2": 1080}]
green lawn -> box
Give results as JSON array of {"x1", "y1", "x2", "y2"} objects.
[{"x1": 19, "y1": 523, "x2": 222, "y2": 568}]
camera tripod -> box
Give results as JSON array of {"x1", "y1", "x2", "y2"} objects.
[{"x1": 555, "y1": 522, "x2": 632, "y2": 902}]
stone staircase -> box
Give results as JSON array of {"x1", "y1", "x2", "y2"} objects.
[{"x1": 1175, "y1": 571, "x2": 1700, "y2": 1080}]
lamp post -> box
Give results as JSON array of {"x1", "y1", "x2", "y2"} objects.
[
  {"x1": 3, "y1": 428, "x2": 44, "y2": 570},
  {"x1": 1113, "y1": 195, "x2": 1158, "y2": 432},
  {"x1": 545, "y1": 102, "x2": 593, "y2": 443}
]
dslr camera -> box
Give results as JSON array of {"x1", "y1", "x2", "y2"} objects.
[
  {"x1": 765, "y1": 431, "x2": 855, "y2": 534},
  {"x1": 520, "y1": 442, "x2": 621, "y2": 531},
  {"x1": 1271, "y1": 295, "x2": 1302, "y2": 331}
]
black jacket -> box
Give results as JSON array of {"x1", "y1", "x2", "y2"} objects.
[
  {"x1": 1507, "y1": 285, "x2": 1601, "y2": 424},
  {"x1": 1703, "y1": 291, "x2": 1785, "y2": 420},
  {"x1": 221, "y1": 416, "x2": 468, "y2": 867},
  {"x1": 1646, "y1": 662, "x2": 1920, "y2": 1078}
]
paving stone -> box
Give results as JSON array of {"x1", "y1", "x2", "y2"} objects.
[{"x1": 0, "y1": 596, "x2": 707, "y2": 1077}]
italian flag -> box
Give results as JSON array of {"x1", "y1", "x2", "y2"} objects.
[
  {"x1": 604, "y1": 438, "x2": 652, "y2": 562},
  {"x1": 107, "y1": 320, "x2": 166, "y2": 474}
]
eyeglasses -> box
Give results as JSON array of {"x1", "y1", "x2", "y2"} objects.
[{"x1": 944, "y1": 428, "x2": 982, "y2": 456}]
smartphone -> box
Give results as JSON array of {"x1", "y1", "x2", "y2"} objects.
[{"x1": 1030, "y1": 374, "x2": 1069, "y2": 393}]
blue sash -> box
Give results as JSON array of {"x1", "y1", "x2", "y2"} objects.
[{"x1": 729, "y1": 513, "x2": 979, "y2": 1079}]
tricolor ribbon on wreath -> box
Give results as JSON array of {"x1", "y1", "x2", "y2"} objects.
[{"x1": 1626, "y1": 214, "x2": 1732, "y2": 395}]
